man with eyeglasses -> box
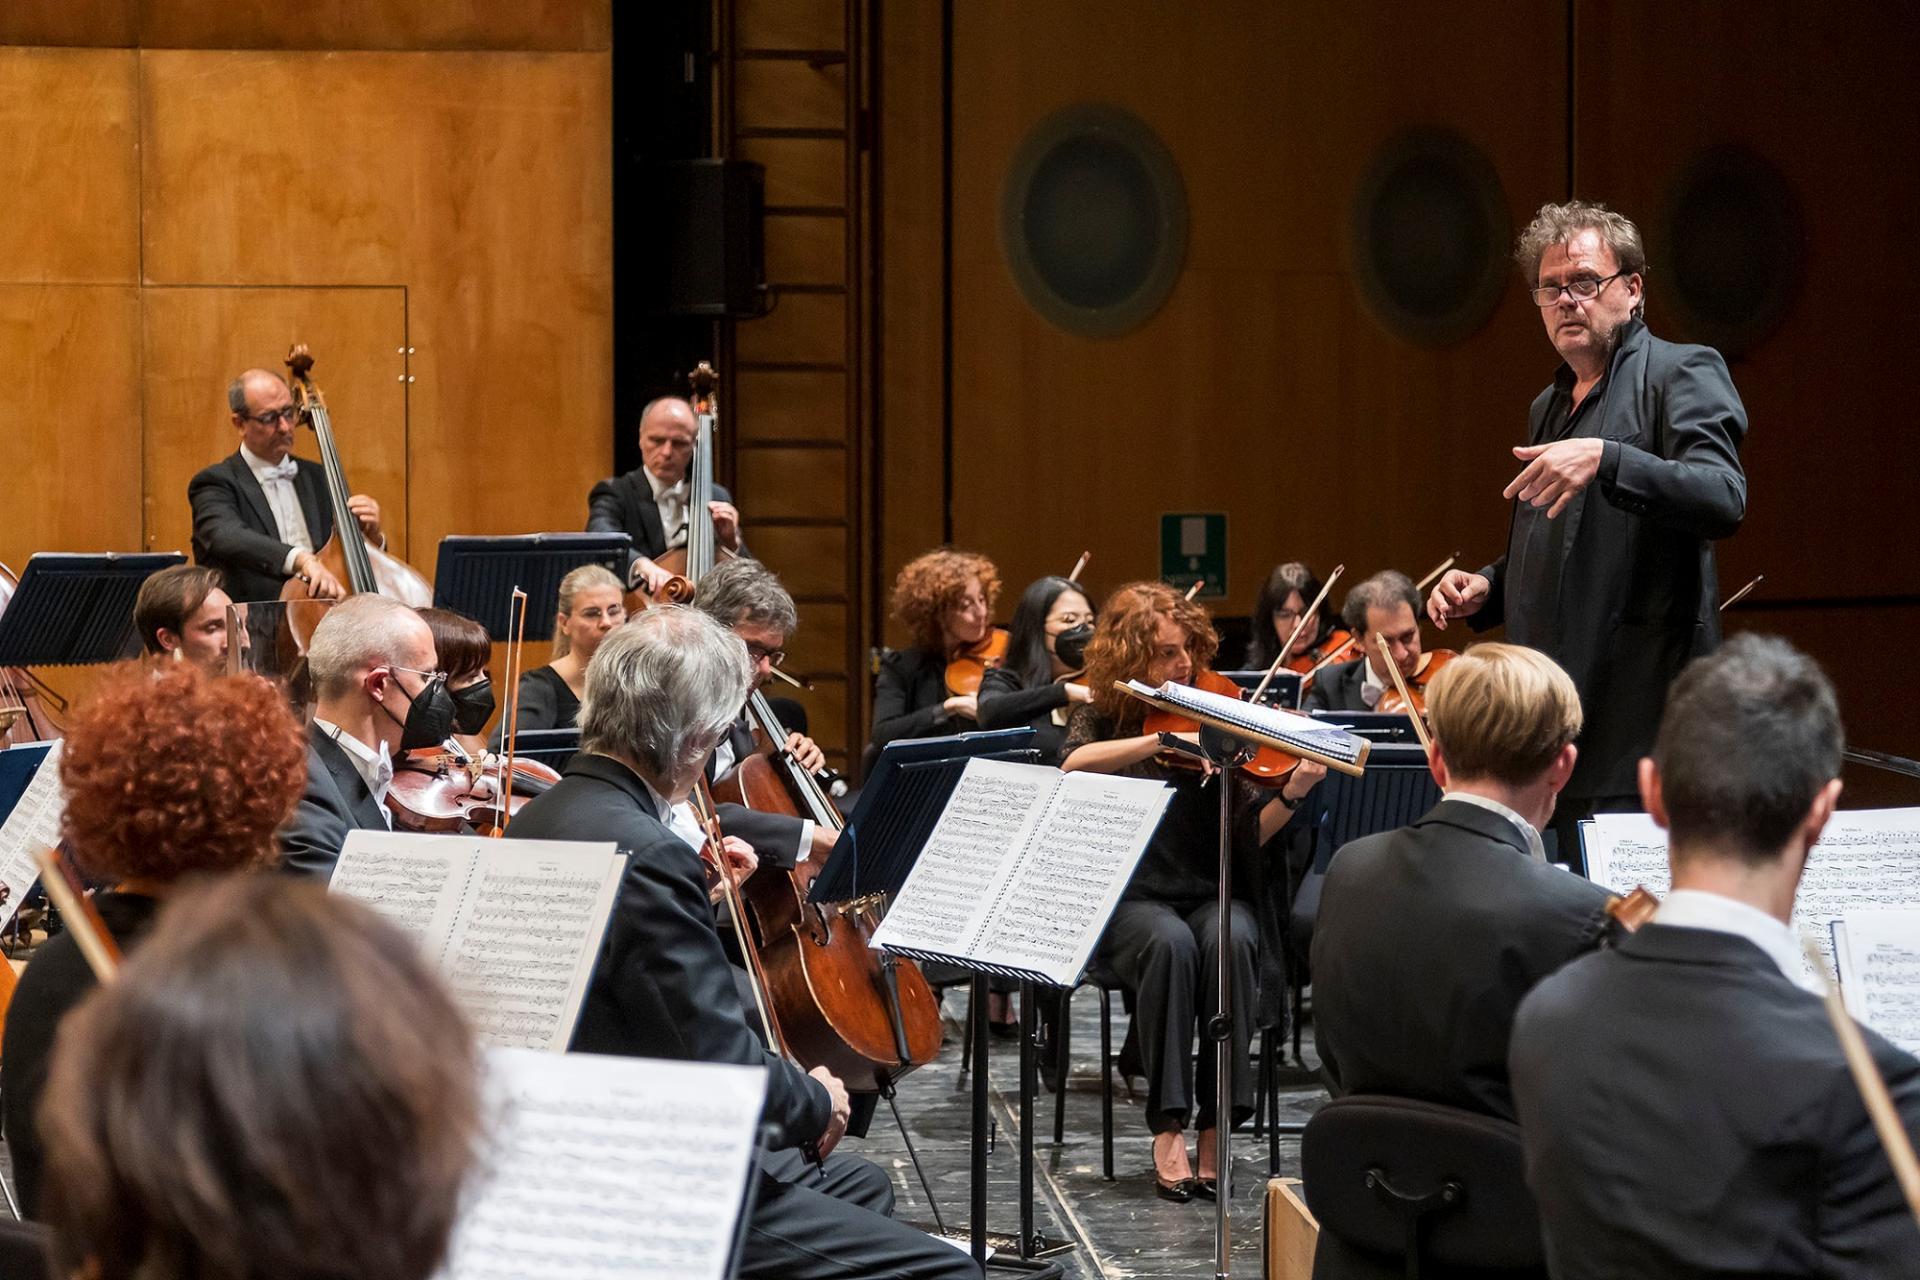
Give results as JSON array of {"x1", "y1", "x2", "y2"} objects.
[
  {"x1": 189, "y1": 368, "x2": 388, "y2": 603},
  {"x1": 1427, "y1": 201, "x2": 1748, "y2": 866}
]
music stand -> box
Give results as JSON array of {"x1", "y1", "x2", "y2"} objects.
[
  {"x1": 0, "y1": 552, "x2": 187, "y2": 668},
  {"x1": 1309, "y1": 709, "x2": 1425, "y2": 745},
  {"x1": 501, "y1": 728, "x2": 581, "y2": 774},
  {"x1": 1218, "y1": 669, "x2": 1304, "y2": 709},
  {"x1": 432, "y1": 534, "x2": 632, "y2": 640}
]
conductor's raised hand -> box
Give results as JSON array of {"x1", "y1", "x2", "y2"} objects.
[
  {"x1": 1504, "y1": 438, "x2": 1604, "y2": 520},
  {"x1": 1426, "y1": 569, "x2": 1490, "y2": 630}
]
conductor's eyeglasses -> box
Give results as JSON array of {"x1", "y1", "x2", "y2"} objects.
[{"x1": 1531, "y1": 272, "x2": 1624, "y2": 306}]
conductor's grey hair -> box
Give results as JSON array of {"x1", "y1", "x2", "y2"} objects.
[
  {"x1": 307, "y1": 595, "x2": 433, "y2": 700},
  {"x1": 1514, "y1": 200, "x2": 1648, "y2": 318},
  {"x1": 579, "y1": 606, "x2": 753, "y2": 779},
  {"x1": 694, "y1": 558, "x2": 798, "y2": 638}
]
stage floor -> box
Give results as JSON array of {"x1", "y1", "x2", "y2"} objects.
[{"x1": 866, "y1": 986, "x2": 1331, "y2": 1279}]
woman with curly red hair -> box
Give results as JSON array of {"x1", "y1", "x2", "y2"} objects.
[
  {"x1": 1062, "y1": 582, "x2": 1324, "y2": 1201},
  {"x1": 868, "y1": 548, "x2": 1002, "y2": 754},
  {"x1": 1, "y1": 661, "x2": 307, "y2": 1217}
]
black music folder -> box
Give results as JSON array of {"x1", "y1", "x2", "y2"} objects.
[
  {"x1": 0, "y1": 552, "x2": 187, "y2": 667},
  {"x1": 432, "y1": 534, "x2": 631, "y2": 641}
]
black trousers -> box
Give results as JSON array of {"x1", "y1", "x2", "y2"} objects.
[
  {"x1": 743, "y1": 1148, "x2": 978, "y2": 1279},
  {"x1": 1097, "y1": 898, "x2": 1258, "y2": 1135}
]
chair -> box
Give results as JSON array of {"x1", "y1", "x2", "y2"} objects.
[
  {"x1": 0, "y1": 1218, "x2": 50, "y2": 1280},
  {"x1": 1300, "y1": 1094, "x2": 1548, "y2": 1280}
]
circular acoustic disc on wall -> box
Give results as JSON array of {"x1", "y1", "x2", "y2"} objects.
[
  {"x1": 1654, "y1": 143, "x2": 1803, "y2": 358},
  {"x1": 1000, "y1": 103, "x2": 1189, "y2": 339},
  {"x1": 1349, "y1": 128, "x2": 1512, "y2": 347}
]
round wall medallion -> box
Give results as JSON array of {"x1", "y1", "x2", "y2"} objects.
[
  {"x1": 1000, "y1": 104, "x2": 1188, "y2": 339},
  {"x1": 1350, "y1": 128, "x2": 1511, "y2": 346},
  {"x1": 1655, "y1": 143, "x2": 1803, "y2": 357}
]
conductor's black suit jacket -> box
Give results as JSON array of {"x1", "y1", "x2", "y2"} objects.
[
  {"x1": 585, "y1": 467, "x2": 740, "y2": 575},
  {"x1": 188, "y1": 451, "x2": 335, "y2": 603},
  {"x1": 1310, "y1": 799, "x2": 1613, "y2": 1120},
  {"x1": 506, "y1": 752, "x2": 831, "y2": 1151},
  {"x1": 1511, "y1": 924, "x2": 1920, "y2": 1279},
  {"x1": 279, "y1": 723, "x2": 389, "y2": 879},
  {"x1": 1475, "y1": 317, "x2": 1747, "y2": 800}
]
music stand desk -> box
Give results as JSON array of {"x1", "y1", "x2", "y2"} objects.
[{"x1": 0, "y1": 552, "x2": 187, "y2": 668}]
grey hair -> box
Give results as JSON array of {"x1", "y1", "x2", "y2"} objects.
[
  {"x1": 306, "y1": 595, "x2": 432, "y2": 699},
  {"x1": 579, "y1": 606, "x2": 752, "y2": 779},
  {"x1": 1341, "y1": 570, "x2": 1421, "y2": 636},
  {"x1": 694, "y1": 558, "x2": 798, "y2": 637},
  {"x1": 1515, "y1": 200, "x2": 1648, "y2": 317}
]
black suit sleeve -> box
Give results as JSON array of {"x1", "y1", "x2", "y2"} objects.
[
  {"x1": 1597, "y1": 346, "x2": 1748, "y2": 540},
  {"x1": 976, "y1": 667, "x2": 1067, "y2": 730},
  {"x1": 716, "y1": 801, "x2": 806, "y2": 871},
  {"x1": 870, "y1": 651, "x2": 952, "y2": 750},
  {"x1": 607, "y1": 835, "x2": 831, "y2": 1148},
  {"x1": 189, "y1": 466, "x2": 295, "y2": 582},
  {"x1": 279, "y1": 757, "x2": 358, "y2": 879},
  {"x1": 586, "y1": 477, "x2": 641, "y2": 573},
  {"x1": 1471, "y1": 553, "x2": 1508, "y2": 631}
]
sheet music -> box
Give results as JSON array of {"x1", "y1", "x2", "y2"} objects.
[
  {"x1": 0, "y1": 742, "x2": 61, "y2": 933},
  {"x1": 1126, "y1": 679, "x2": 1367, "y2": 766},
  {"x1": 1585, "y1": 809, "x2": 1920, "y2": 981},
  {"x1": 871, "y1": 758, "x2": 1171, "y2": 985},
  {"x1": 332, "y1": 832, "x2": 625, "y2": 1052},
  {"x1": 442, "y1": 1048, "x2": 765, "y2": 1280},
  {"x1": 1834, "y1": 908, "x2": 1920, "y2": 1055}
]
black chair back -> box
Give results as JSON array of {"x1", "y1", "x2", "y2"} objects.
[{"x1": 1302, "y1": 1094, "x2": 1546, "y2": 1280}]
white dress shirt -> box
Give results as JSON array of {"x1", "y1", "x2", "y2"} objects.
[
  {"x1": 1360, "y1": 655, "x2": 1387, "y2": 708},
  {"x1": 313, "y1": 718, "x2": 394, "y2": 829},
  {"x1": 240, "y1": 442, "x2": 314, "y2": 576},
  {"x1": 1442, "y1": 790, "x2": 1548, "y2": 863},
  {"x1": 1652, "y1": 888, "x2": 1818, "y2": 991},
  {"x1": 647, "y1": 466, "x2": 690, "y2": 552}
]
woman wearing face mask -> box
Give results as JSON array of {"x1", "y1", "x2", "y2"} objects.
[
  {"x1": 418, "y1": 607, "x2": 497, "y2": 749},
  {"x1": 975, "y1": 576, "x2": 1096, "y2": 767},
  {"x1": 502, "y1": 564, "x2": 627, "y2": 739},
  {"x1": 868, "y1": 548, "x2": 1002, "y2": 756}
]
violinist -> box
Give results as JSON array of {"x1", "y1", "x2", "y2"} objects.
[
  {"x1": 2, "y1": 659, "x2": 307, "y2": 1217},
  {"x1": 1511, "y1": 635, "x2": 1920, "y2": 1279},
  {"x1": 188, "y1": 368, "x2": 385, "y2": 602},
  {"x1": 1309, "y1": 644, "x2": 1610, "y2": 1123},
  {"x1": 587, "y1": 396, "x2": 745, "y2": 597},
  {"x1": 279, "y1": 595, "x2": 453, "y2": 877},
  {"x1": 418, "y1": 607, "x2": 498, "y2": 750},
  {"x1": 1305, "y1": 570, "x2": 1427, "y2": 714},
  {"x1": 1060, "y1": 582, "x2": 1321, "y2": 1202},
  {"x1": 975, "y1": 575, "x2": 1096, "y2": 766},
  {"x1": 868, "y1": 548, "x2": 1001, "y2": 754},
  {"x1": 507, "y1": 609, "x2": 976, "y2": 1280},
  {"x1": 498, "y1": 563, "x2": 626, "y2": 740},
  {"x1": 37, "y1": 876, "x2": 480, "y2": 1280},
  {"x1": 131, "y1": 565, "x2": 232, "y2": 674},
  {"x1": 1244, "y1": 562, "x2": 1348, "y2": 672}
]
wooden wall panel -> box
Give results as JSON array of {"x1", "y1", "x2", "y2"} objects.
[
  {"x1": 940, "y1": 1, "x2": 1565, "y2": 636},
  {"x1": 0, "y1": 2, "x2": 132, "y2": 47},
  {"x1": 736, "y1": 0, "x2": 842, "y2": 51},
  {"x1": 0, "y1": 49, "x2": 138, "y2": 284},
  {"x1": 137, "y1": 1, "x2": 610, "y2": 52},
  {"x1": 736, "y1": 447, "x2": 846, "y2": 518},
  {"x1": 735, "y1": 291, "x2": 846, "y2": 365},
  {"x1": 139, "y1": 49, "x2": 614, "y2": 566},
  {"x1": 140, "y1": 287, "x2": 408, "y2": 568},
  {"x1": 734, "y1": 370, "x2": 848, "y2": 441},
  {"x1": 0, "y1": 286, "x2": 142, "y2": 572}
]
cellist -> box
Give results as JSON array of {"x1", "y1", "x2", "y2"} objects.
[{"x1": 188, "y1": 368, "x2": 386, "y2": 602}]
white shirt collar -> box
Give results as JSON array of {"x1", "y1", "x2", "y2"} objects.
[
  {"x1": 239, "y1": 441, "x2": 296, "y2": 478},
  {"x1": 313, "y1": 718, "x2": 394, "y2": 822},
  {"x1": 1442, "y1": 791, "x2": 1547, "y2": 863},
  {"x1": 644, "y1": 466, "x2": 687, "y2": 503},
  {"x1": 1652, "y1": 888, "x2": 1817, "y2": 991}
]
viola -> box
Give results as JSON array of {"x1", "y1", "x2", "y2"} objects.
[
  {"x1": 944, "y1": 626, "x2": 1009, "y2": 697},
  {"x1": 1605, "y1": 885, "x2": 1659, "y2": 933},
  {"x1": 387, "y1": 747, "x2": 560, "y2": 837},
  {"x1": 1373, "y1": 649, "x2": 1461, "y2": 716},
  {"x1": 1142, "y1": 668, "x2": 1303, "y2": 788},
  {"x1": 0, "y1": 562, "x2": 67, "y2": 746},
  {"x1": 1285, "y1": 627, "x2": 1356, "y2": 677}
]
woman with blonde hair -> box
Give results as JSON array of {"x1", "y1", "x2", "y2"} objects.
[
  {"x1": 1062, "y1": 582, "x2": 1323, "y2": 1201},
  {"x1": 504, "y1": 562, "x2": 627, "y2": 735}
]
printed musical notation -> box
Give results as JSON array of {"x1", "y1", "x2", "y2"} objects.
[
  {"x1": 1835, "y1": 908, "x2": 1920, "y2": 1056},
  {"x1": 0, "y1": 741, "x2": 61, "y2": 933},
  {"x1": 330, "y1": 832, "x2": 625, "y2": 1052},
  {"x1": 442, "y1": 1048, "x2": 765, "y2": 1280}
]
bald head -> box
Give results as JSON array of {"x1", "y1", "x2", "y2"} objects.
[
  {"x1": 229, "y1": 369, "x2": 299, "y2": 463},
  {"x1": 638, "y1": 397, "x2": 698, "y2": 485}
]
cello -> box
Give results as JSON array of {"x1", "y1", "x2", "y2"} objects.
[{"x1": 713, "y1": 689, "x2": 944, "y2": 1090}]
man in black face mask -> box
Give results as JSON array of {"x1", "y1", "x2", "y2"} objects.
[{"x1": 279, "y1": 594, "x2": 453, "y2": 877}]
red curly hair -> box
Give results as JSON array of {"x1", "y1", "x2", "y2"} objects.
[
  {"x1": 59, "y1": 662, "x2": 307, "y2": 883},
  {"x1": 890, "y1": 548, "x2": 1002, "y2": 653},
  {"x1": 1085, "y1": 581, "x2": 1220, "y2": 725}
]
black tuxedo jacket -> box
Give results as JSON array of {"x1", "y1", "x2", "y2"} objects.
[
  {"x1": 188, "y1": 451, "x2": 334, "y2": 603},
  {"x1": 1511, "y1": 924, "x2": 1920, "y2": 1279},
  {"x1": 585, "y1": 467, "x2": 739, "y2": 573},
  {"x1": 506, "y1": 753, "x2": 831, "y2": 1151},
  {"x1": 1303, "y1": 657, "x2": 1370, "y2": 714},
  {"x1": 279, "y1": 723, "x2": 389, "y2": 879},
  {"x1": 1476, "y1": 317, "x2": 1747, "y2": 801},
  {"x1": 1310, "y1": 799, "x2": 1612, "y2": 1120}
]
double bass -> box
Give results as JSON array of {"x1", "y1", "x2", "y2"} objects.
[{"x1": 623, "y1": 363, "x2": 718, "y2": 613}]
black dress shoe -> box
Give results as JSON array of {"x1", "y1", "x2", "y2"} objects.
[
  {"x1": 1194, "y1": 1177, "x2": 1218, "y2": 1201},
  {"x1": 1153, "y1": 1175, "x2": 1197, "y2": 1203}
]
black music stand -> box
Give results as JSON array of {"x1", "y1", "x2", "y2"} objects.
[
  {"x1": 500, "y1": 728, "x2": 581, "y2": 774},
  {"x1": 809, "y1": 729, "x2": 1066, "y2": 1276},
  {"x1": 0, "y1": 552, "x2": 187, "y2": 669},
  {"x1": 1219, "y1": 669, "x2": 1305, "y2": 709},
  {"x1": 1309, "y1": 709, "x2": 1426, "y2": 745},
  {"x1": 432, "y1": 534, "x2": 631, "y2": 640}
]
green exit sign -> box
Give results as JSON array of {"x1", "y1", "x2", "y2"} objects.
[{"x1": 1160, "y1": 513, "x2": 1226, "y2": 598}]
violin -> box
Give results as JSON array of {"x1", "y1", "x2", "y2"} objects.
[
  {"x1": 1285, "y1": 627, "x2": 1356, "y2": 677},
  {"x1": 1373, "y1": 649, "x2": 1461, "y2": 716},
  {"x1": 0, "y1": 563, "x2": 67, "y2": 746},
  {"x1": 1142, "y1": 668, "x2": 1304, "y2": 788},
  {"x1": 387, "y1": 747, "x2": 560, "y2": 837},
  {"x1": 944, "y1": 626, "x2": 1009, "y2": 697},
  {"x1": 625, "y1": 362, "x2": 717, "y2": 613}
]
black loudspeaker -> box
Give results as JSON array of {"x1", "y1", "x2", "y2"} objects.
[{"x1": 659, "y1": 158, "x2": 767, "y2": 318}]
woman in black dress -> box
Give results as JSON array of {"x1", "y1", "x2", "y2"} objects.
[
  {"x1": 506, "y1": 563, "x2": 626, "y2": 735},
  {"x1": 975, "y1": 575, "x2": 1095, "y2": 765},
  {"x1": 1243, "y1": 561, "x2": 1349, "y2": 673},
  {"x1": 868, "y1": 547, "x2": 1001, "y2": 754}
]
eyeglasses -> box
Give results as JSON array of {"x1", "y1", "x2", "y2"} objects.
[
  {"x1": 1531, "y1": 272, "x2": 1624, "y2": 307},
  {"x1": 245, "y1": 406, "x2": 300, "y2": 428},
  {"x1": 384, "y1": 663, "x2": 448, "y2": 685},
  {"x1": 744, "y1": 642, "x2": 786, "y2": 667}
]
